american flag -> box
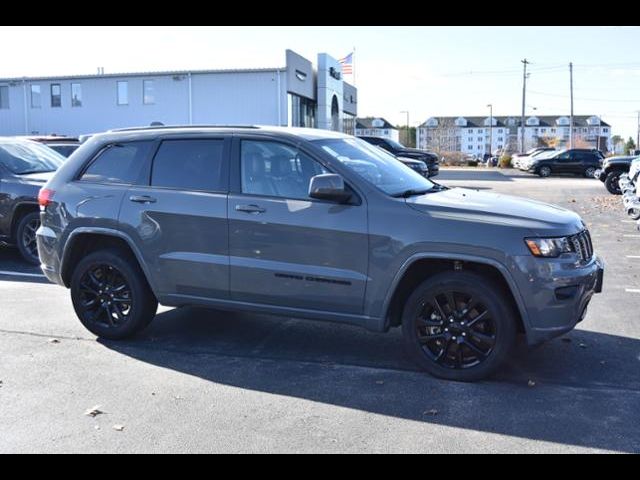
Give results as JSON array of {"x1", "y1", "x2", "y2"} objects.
[{"x1": 339, "y1": 52, "x2": 354, "y2": 75}]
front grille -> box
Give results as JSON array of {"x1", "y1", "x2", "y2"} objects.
[{"x1": 570, "y1": 230, "x2": 594, "y2": 263}]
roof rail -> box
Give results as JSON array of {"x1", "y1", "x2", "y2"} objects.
[{"x1": 108, "y1": 124, "x2": 259, "y2": 133}]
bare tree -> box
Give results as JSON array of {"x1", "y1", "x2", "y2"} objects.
[{"x1": 423, "y1": 118, "x2": 457, "y2": 155}]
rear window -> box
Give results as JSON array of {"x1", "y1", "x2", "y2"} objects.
[
  {"x1": 80, "y1": 141, "x2": 153, "y2": 184},
  {"x1": 151, "y1": 139, "x2": 226, "y2": 192}
]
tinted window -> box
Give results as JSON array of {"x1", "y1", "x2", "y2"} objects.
[
  {"x1": 152, "y1": 139, "x2": 226, "y2": 192},
  {"x1": 71, "y1": 83, "x2": 82, "y2": 107},
  {"x1": 51, "y1": 84, "x2": 61, "y2": 107},
  {"x1": 0, "y1": 86, "x2": 9, "y2": 109},
  {"x1": 241, "y1": 140, "x2": 327, "y2": 199},
  {"x1": 80, "y1": 141, "x2": 152, "y2": 184}
]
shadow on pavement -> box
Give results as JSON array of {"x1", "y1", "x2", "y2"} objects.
[
  {"x1": 0, "y1": 247, "x2": 49, "y2": 285},
  {"x1": 101, "y1": 306, "x2": 640, "y2": 453}
]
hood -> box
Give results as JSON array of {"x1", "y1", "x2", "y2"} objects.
[
  {"x1": 406, "y1": 188, "x2": 584, "y2": 237},
  {"x1": 397, "y1": 157, "x2": 424, "y2": 166},
  {"x1": 396, "y1": 148, "x2": 437, "y2": 161},
  {"x1": 16, "y1": 171, "x2": 56, "y2": 183},
  {"x1": 604, "y1": 156, "x2": 635, "y2": 168}
]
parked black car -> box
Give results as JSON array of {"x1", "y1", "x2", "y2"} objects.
[
  {"x1": 0, "y1": 138, "x2": 65, "y2": 263},
  {"x1": 596, "y1": 155, "x2": 638, "y2": 195},
  {"x1": 28, "y1": 136, "x2": 80, "y2": 158},
  {"x1": 527, "y1": 149, "x2": 604, "y2": 178},
  {"x1": 359, "y1": 136, "x2": 439, "y2": 177}
]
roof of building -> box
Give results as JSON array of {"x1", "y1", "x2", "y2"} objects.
[
  {"x1": 355, "y1": 117, "x2": 398, "y2": 130},
  {"x1": 419, "y1": 115, "x2": 610, "y2": 128},
  {"x1": 0, "y1": 67, "x2": 285, "y2": 83}
]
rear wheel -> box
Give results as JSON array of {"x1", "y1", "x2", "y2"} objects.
[
  {"x1": 401, "y1": 271, "x2": 516, "y2": 382},
  {"x1": 538, "y1": 166, "x2": 552, "y2": 178},
  {"x1": 605, "y1": 171, "x2": 623, "y2": 195},
  {"x1": 71, "y1": 248, "x2": 157, "y2": 340},
  {"x1": 584, "y1": 167, "x2": 596, "y2": 179},
  {"x1": 16, "y1": 212, "x2": 41, "y2": 265}
]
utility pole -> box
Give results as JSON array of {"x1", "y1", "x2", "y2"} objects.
[
  {"x1": 520, "y1": 59, "x2": 529, "y2": 153},
  {"x1": 487, "y1": 104, "x2": 493, "y2": 161},
  {"x1": 569, "y1": 62, "x2": 574, "y2": 150}
]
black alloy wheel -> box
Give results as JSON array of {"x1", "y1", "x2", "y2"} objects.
[{"x1": 16, "y1": 212, "x2": 41, "y2": 265}]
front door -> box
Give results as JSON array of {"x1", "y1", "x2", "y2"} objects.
[
  {"x1": 227, "y1": 137, "x2": 369, "y2": 315},
  {"x1": 120, "y1": 137, "x2": 230, "y2": 299}
]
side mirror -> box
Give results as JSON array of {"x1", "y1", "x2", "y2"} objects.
[{"x1": 309, "y1": 174, "x2": 352, "y2": 203}]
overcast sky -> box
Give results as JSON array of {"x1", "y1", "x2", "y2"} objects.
[{"x1": 2, "y1": 26, "x2": 639, "y2": 138}]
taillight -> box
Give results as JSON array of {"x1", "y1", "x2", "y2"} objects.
[{"x1": 38, "y1": 188, "x2": 55, "y2": 208}]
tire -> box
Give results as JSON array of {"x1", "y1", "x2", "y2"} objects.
[
  {"x1": 70, "y1": 248, "x2": 158, "y2": 340},
  {"x1": 584, "y1": 167, "x2": 596, "y2": 179},
  {"x1": 401, "y1": 271, "x2": 517, "y2": 382},
  {"x1": 604, "y1": 171, "x2": 623, "y2": 195},
  {"x1": 538, "y1": 166, "x2": 552, "y2": 178},
  {"x1": 628, "y1": 208, "x2": 640, "y2": 221},
  {"x1": 15, "y1": 212, "x2": 41, "y2": 265}
]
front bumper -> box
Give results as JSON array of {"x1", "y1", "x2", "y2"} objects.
[
  {"x1": 428, "y1": 165, "x2": 439, "y2": 178},
  {"x1": 512, "y1": 254, "x2": 604, "y2": 346}
]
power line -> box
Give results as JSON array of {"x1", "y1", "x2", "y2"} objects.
[{"x1": 528, "y1": 90, "x2": 640, "y2": 103}]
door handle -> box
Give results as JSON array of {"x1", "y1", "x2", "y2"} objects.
[
  {"x1": 235, "y1": 204, "x2": 266, "y2": 214},
  {"x1": 129, "y1": 195, "x2": 157, "y2": 204}
]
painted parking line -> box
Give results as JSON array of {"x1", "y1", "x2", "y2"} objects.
[
  {"x1": 0, "y1": 270, "x2": 46, "y2": 278},
  {"x1": 627, "y1": 256, "x2": 640, "y2": 259},
  {"x1": 626, "y1": 289, "x2": 640, "y2": 294},
  {"x1": 623, "y1": 235, "x2": 640, "y2": 238},
  {"x1": 622, "y1": 220, "x2": 636, "y2": 223}
]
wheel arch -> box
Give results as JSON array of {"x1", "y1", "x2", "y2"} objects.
[
  {"x1": 10, "y1": 202, "x2": 39, "y2": 241},
  {"x1": 382, "y1": 254, "x2": 529, "y2": 335},
  {"x1": 60, "y1": 228, "x2": 157, "y2": 293}
]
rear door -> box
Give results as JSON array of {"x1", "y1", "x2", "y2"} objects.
[
  {"x1": 227, "y1": 136, "x2": 369, "y2": 315},
  {"x1": 119, "y1": 136, "x2": 230, "y2": 299}
]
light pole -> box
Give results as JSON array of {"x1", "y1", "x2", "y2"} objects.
[
  {"x1": 487, "y1": 104, "x2": 493, "y2": 162},
  {"x1": 400, "y1": 110, "x2": 409, "y2": 146}
]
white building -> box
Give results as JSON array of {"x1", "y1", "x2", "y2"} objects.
[
  {"x1": 355, "y1": 117, "x2": 400, "y2": 142},
  {"x1": 0, "y1": 50, "x2": 358, "y2": 136},
  {"x1": 417, "y1": 115, "x2": 612, "y2": 154}
]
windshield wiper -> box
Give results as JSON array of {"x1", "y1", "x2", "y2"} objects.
[
  {"x1": 16, "y1": 170, "x2": 48, "y2": 175},
  {"x1": 392, "y1": 188, "x2": 433, "y2": 198}
]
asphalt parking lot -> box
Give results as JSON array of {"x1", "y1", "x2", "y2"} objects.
[{"x1": 1, "y1": 168, "x2": 639, "y2": 453}]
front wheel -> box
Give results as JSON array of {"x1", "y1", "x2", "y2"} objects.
[
  {"x1": 605, "y1": 171, "x2": 623, "y2": 195},
  {"x1": 71, "y1": 248, "x2": 158, "y2": 340},
  {"x1": 584, "y1": 167, "x2": 596, "y2": 179},
  {"x1": 538, "y1": 166, "x2": 552, "y2": 178},
  {"x1": 16, "y1": 212, "x2": 41, "y2": 265},
  {"x1": 401, "y1": 271, "x2": 516, "y2": 382}
]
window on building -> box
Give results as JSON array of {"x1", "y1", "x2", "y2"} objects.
[
  {"x1": 152, "y1": 139, "x2": 226, "y2": 192},
  {"x1": 0, "y1": 86, "x2": 8, "y2": 109},
  {"x1": 117, "y1": 81, "x2": 128, "y2": 105},
  {"x1": 30, "y1": 85, "x2": 41, "y2": 108},
  {"x1": 71, "y1": 83, "x2": 82, "y2": 107},
  {"x1": 603, "y1": 128, "x2": 609, "y2": 133},
  {"x1": 289, "y1": 94, "x2": 317, "y2": 128},
  {"x1": 478, "y1": 129, "x2": 483, "y2": 134},
  {"x1": 477, "y1": 137, "x2": 482, "y2": 142},
  {"x1": 468, "y1": 146, "x2": 473, "y2": 150},
  {"x1": 497, "y1": 144, "x2": 503, "y2": 149},
  {"x1": 50, "y1": 84, "x2": 61, "y2": 108},
  {"x1": 551, "y1": 128, "x2": 556, "y2": 133},
  {"x1": 540, "y1": 128, "x2": 546, "y2": 133},
  {"x1": 80, "y1": 141, "x2": 154, "y2": 184},
  {"x1": 143, "y1": 80, "x2": 155, "y2": 105},
  {"x1": 468, "y1": 129, "x2": 474, "y2": 134},
  {"x1": 497, "y1": 137, "x2": 503, "y2": 142},
  {"x1": 498, "y1": 129, "x2": 503, "y2": 134},
  {"x1": 241, "y1": 140, "x2": 328, "y2": 200}
]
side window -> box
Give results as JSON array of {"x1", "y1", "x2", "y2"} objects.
[
  {"x1": 151, "y1": 139, "x2": 226, "y2": 192},
  {"x1": 80, "y1": 141, "x2": 153, "y2": 185},
  {"x1": 555, "y1": 153, "x2": 570, "y2": 161},
  {"x1": 240, "y1": 140, "x2": 327, "y2": 200}
]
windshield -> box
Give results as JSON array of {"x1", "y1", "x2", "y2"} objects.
[
  {"x1": 313, "y1": 137, "x2": 435, "y2": 196},
  {"x1": 0, "y1": 141, "x2": 65, "y2": 174},
  {"x1": 532, "y1": 150, "x2": 559, "y2": 160}
]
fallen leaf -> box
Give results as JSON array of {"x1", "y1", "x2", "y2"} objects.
[
  {"x1": 527, "y1": 380, "x2": 536, "y2": 388},
  {"x1": 94, "y1": 425, "x2": 101, "y2": 431},
  {"x1": 423, "y1": 409, "x2": 439, "y2": 416},
  {"x1": 48, "y1": 338, "x2": 60, "y2": 344},
  {"x1": 113, "y1": 425, "x2": 125, "y2": 432},
  {"x1": 84, "y1": 406, "x2": 104, "y2": 417}
]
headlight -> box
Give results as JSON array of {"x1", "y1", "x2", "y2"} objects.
[{"x1": 525, "y1": 237, "x2": 573, "y2": 258}]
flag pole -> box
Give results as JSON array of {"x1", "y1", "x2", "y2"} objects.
[{"x1": 353, "y1": 47, "x2": 356, "y2": 86}]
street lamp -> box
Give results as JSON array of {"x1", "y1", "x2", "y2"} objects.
[{"x1": 400, "y1": 110, "x2": 409, "y2": 146}]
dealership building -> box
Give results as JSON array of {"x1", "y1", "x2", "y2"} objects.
[{"x1": 0, "y1": 50, "x2": 358, "y2": 137}]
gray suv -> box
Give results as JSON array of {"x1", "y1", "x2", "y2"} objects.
[{"x1": 37, "y1": 126, "x2": 604, "y2": 381}]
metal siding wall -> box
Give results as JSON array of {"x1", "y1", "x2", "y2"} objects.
[
  {"x1": 0, "y1": 70, "x2": 287, "y2": 136},
  {"x1": 191, "y1": 71, "x2": 281, "y2": 125}
]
